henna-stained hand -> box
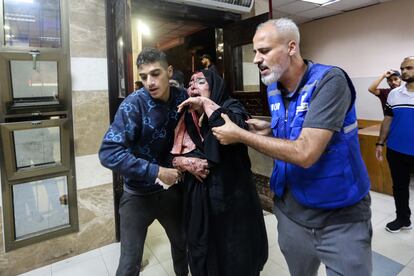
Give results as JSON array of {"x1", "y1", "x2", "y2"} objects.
[
  {"x1": 173, "y1": 156, "x2": 209, "y2": 182},
  {"x1": 177, "y1": 97, "x2": 204, "y2": 113}
]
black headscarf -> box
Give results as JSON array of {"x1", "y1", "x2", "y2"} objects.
[
  {"x1": 202, "y1": 69, "x2": 229, "y2": 106},
  {"x1": 184, "y1": 70, "x2": 235, "y2": 163}
]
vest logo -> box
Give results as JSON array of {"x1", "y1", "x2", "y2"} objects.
[
  {"x1": 271, "y1": 102, "x2": 281, "y2": 111},
  {"x1": 296, "y1": 92, "x2": 309, "y2": 114}
]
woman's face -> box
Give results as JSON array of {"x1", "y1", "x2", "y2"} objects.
[{"x1": 188, "y1": 72, "x2": 211, "y2": 98}]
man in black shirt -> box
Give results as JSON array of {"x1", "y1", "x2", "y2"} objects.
[{"x1": 200, "y1": 54, "x2": 219, "y2": 75}]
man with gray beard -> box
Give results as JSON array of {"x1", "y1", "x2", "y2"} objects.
[{"x1": 212, "y1": 18, "x2": 372, "y2": 276}]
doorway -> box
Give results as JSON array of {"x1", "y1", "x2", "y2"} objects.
[{"x1": 105, "y1": 0, "x2": 269, "y2": 240}]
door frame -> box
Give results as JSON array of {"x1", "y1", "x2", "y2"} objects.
[
  {"x1": 105, "y1": 0, "x2": 134, "y2": 241},
  {"x1": 105, "y1": 1, "x2": 270, "y2": 240},
  {"x1": 223, "y1": 12, "x2": 270, "y2": 116}
]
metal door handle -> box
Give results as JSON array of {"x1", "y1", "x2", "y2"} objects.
[
  {"x1": 29, "y1": 49, "x2": 40, "y2": 70},
  {"x1": 31, "y1": 121, "x2": 42, "y2": 126}
]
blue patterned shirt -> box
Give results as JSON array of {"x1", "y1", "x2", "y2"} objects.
[{"x1": 99, "y1": 87, "x2": 187, "y2": 194}]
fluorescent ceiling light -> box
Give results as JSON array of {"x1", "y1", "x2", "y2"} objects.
[
  {"x1": 138, "y1": 20, "x2": 151, "y2": 37},
  {"x1": 30, "y1": 83, "x2": 58, "y2": 87},
  {"x1": 301, "y1": 0, "x2": 340, "y2": 6}
]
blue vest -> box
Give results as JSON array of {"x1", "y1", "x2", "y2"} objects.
[{"x1": 267, "y1": 62, "x2": 370, "y2": 209}]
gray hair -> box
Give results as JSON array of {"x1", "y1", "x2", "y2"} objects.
[{"x1": 257, "y1": 18, "x2": 300, "y2": 44}]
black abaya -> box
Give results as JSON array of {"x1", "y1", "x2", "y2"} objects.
[{"x1": 180, "y1": 70, "x2": 268, "y2": 276}]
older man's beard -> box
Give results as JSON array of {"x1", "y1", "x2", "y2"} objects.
[{"x1": 260, "y1": 65, "x2": 284, "y2": 86}]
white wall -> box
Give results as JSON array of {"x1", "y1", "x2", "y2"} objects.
[
  {"x1": 71, "y1": 57, "x2": 108, "y2": 91},
  {"x1": 299, "y1": 0, "x2": 414, "y2": 120}
]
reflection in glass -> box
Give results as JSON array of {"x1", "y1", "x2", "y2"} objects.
[
  {"x1": 3, "y1": 0, "x2": 61, "y2": 48},
  {"x1": 241, "y1": 44, "x2": 260, "y2": 92},
  {"x1": 13, "y1": 176, "x2": 69, "y2": 239},
  {"x1": 10, "y1": 60, "x2": 58, "y2": 105},
  {"x1": 117, "y1": 36, "x2": 126, "y2": 98},
  {"x1": 13, "y1": 126, "x2": 61, "y2": 169}
]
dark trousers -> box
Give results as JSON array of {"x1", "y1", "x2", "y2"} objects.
[
  {"x1": 116, "y1": 186, "x2": 188, "y2": 276},
  {"x1": 386, "y1": 148, "x2": 414, "y2": 223}
]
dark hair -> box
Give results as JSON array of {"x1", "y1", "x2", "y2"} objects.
[
  {"x1": 134, "y1": 80, "x2": 143, "y2": 89},
  {"x1": 136, "y1": 47, "x2": 168, "y2": 68},
  {"x1": 171, "y1": 70, "x2": 185, "y2": 87},
  {"x1": 201, "y1": 54, "x2": 212, "y2": 61}
]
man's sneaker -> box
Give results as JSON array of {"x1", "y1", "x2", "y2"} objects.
[{"x1": 385, "y1": 219, "x2": 412, "y2": 233}]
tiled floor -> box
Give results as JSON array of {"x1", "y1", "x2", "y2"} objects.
[{"x1": 20, "y1": 189, "x2": 414, "y2": 276}]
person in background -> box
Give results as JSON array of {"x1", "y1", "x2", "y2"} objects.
[
  {"x1": 169, "y1": 69, "x2": 185, "y2": 88},
  {"x1": 200, "y1": 54, "x2": 219, "y2": 75},
  {"x1": 368, "y1": 69, "x2": 402, "y2": 114},
  {"x1": 134, "y1": 80, "x2": 144, "y2": 91},
  {"x1": 99, "y1": 47, "x2": 188, "y2": 276},
  {"x1": 173, "y1": 70, "x2": 268, "y2": 276},
  {"x1": 376, "y1": 56, "x2": 414, "y2": 233},
  {"x1": 211, "y1": 18, "x2": 372, "y2": 276}
]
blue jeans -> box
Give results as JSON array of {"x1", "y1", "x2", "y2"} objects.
[{"x1": 116, "y1": 186, "x2": 188, "y2": 276}]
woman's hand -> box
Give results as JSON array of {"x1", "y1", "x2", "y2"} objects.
[
  {"x1": 173, "y1": 156, "x2": 210, "y2": 182},
  {"x1": 177, "y1": 97, "x2": 205, "y2": 113}
]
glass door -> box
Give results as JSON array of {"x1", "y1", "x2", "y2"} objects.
[
  {"x1": 223, "y1": 13, "x2": 269, "y2": 116},
  {"x1": 0, "y1": 0, "x2": 78, "y2": 251},
  {"x1": 105, "y1": 0, "x2": 134, "y2": 242}
]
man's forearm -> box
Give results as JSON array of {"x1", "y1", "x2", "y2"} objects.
[
  {"x1": 236, "y1": 127, "x2": 323, "y2": 168},
  {"x1": 213, "y1": 114, "x2": 333, "y2": 168},
  {"x1": 378, "y1": 116, "x2": 392, "y2": 144},
  {"x1": 368, "y1": 75, "x2": 385, "y2": 95}
]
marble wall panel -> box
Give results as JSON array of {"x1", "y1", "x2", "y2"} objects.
[
  {"x1": 69, "y1": 0, "x2": 107, "y2": 58},
  {"x1": 0, "y1": 184, "x2": 115, "y2": 276},
  {"x1": 72, "y1": 90, "x2": 109, "y2": 156},
  {"x1": 76, "y1": 154, "x2": 112, "y2": 190},
  {"x1": 71, "y1": 57, "x2": 109, "y2": 91}
]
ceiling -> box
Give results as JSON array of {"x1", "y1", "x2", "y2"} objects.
[
  {"x1": 138, "y1": 0, "x2": 394, "y2": 49},
  {"x1": 272, "y1": 0, "x2": 393, "y2": 24},
  {"x1": 140, "y1": 17, "x2": 206, "y2": 49}
]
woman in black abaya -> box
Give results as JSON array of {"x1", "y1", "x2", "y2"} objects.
[{"x1": 171, "y1": 70, "x2": 268, "y2": 276}]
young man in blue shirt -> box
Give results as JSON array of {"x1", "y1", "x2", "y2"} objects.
[{"x1": 99, "y1": 48, "x2": 188, "y2": 276}]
